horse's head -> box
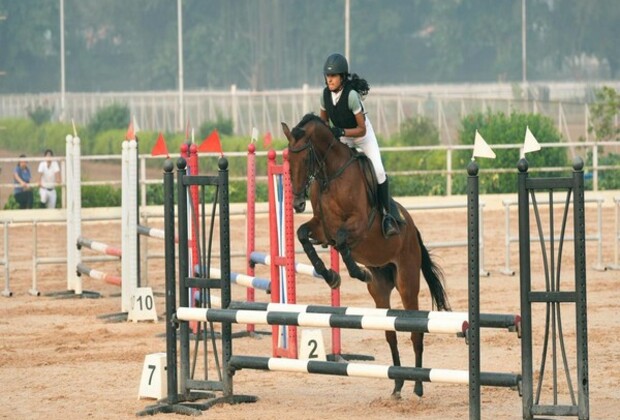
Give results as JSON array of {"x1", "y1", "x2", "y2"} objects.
[
  {"x1": 282, "y1": 113, "x2": 336, "y2": 213},
  {"x1": 281, "y1": 119, "x2": 313, "y2": 213}
]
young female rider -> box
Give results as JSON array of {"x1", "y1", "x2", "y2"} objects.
[{"x1": 319, "y1": 52, "x2": 402, "y2": 237}]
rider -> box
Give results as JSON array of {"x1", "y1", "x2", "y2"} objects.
[{"x1": 319, "y1": 52, "x2": 402, "y2": 237}]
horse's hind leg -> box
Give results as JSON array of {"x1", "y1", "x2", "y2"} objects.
[
  {"x1": 334, "y1": 228, "x2": 372, "y2": 283},
  {"x1": 297, "y1": 221, "x2": 340, "y2": 288}
]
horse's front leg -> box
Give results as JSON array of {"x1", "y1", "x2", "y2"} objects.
[
  {"x1": 297, "y1": 219, "x2": 341, "y2": 289},
  {"x1": 334, "y1": 228, "x2": 372, "y2": 283}
]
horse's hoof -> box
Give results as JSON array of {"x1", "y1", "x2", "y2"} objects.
[
  {"x1": 390, "y1": 391, "x2": 402, "y2": 400},
  {"x1": 325, "y1": 270, "x2": 341, "y2": 289}
]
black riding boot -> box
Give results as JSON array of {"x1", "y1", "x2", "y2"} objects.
[{"x1": 377, "y1": 179, "x2": 399, "y2": 237}]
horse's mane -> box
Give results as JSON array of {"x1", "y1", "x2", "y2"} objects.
[{"x1": 292, "y1": 113, "x2": 326, "y2": 140}]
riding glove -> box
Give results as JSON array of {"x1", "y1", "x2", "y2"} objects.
[{"x1": 330, "y1": 126, "x2": 345, "y2": 139}]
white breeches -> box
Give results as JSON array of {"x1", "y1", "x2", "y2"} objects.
[{"x1": 339, "y1": 117, "x2": 386, "y2": 184}]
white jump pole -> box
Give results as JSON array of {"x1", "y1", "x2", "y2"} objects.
[
  {"x1": 65, "y1": 135, "x2": 73, "y2": 291},
  {"x1": 66, "y1": 134, "x2": 83, "y2": 295},
  {"x1": 121, "y1": 139, "x2": 139, "y2": 313}
]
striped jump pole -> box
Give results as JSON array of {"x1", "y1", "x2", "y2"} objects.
[
  {"x1": 195, "y1": 265, "x2": 271, "y2": 291},
  {"x1": 77, "y1": 236, "x2": 122, "y2": 258},
  {"x1": 137, "y1": 225, "x2": 166, "y2": 241},
  {"x1": 228, "y1": 356, "x2": 520, "y2": 389},
  {"x1": 176, "y1": 307, "x2": 469, "y2": 336},
  {"x1": 250, "y1": 251, "x2": 324, "y2": 279},
  {"x1": 77, "y1": 262, "x2": 121, "y2": 287},
  {"x1": 228, "y1": 301, "x2": 520, "y2": 332}
]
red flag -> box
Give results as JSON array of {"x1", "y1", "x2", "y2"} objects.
[
  {"x1": 151, "y1": 132, "x2": 169, "y2": 157},
  {"x1": 197, "y1": 129, "x2": 223, "y2": 155},
  {"x1": 263, "y1": 131, "x2": 272, "y2": 148},
  {"x1": 125, "y1": 120, "x2": 135, "y2": 140}
]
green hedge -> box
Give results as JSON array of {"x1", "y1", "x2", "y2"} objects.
[{"x1": 452, "y1": 110, "x2": 568, "y2": 194}]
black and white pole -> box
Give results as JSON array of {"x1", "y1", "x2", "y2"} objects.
[{"x1": 467, "y1": 160, "x2": 481, "y2": 420}]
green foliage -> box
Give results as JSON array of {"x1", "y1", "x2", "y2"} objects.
[
  {"x1": 27, "y1": 105, "x2": 54, "y2": 126},
  {"x1": 0, "y1": 113, "x2": 616, "y2": 204},
  {"x1": 3, "y1": 187, "x2": 57, "y2": 209},
  {"x1": 383, "y1": 148, "x2": 446, "y2": 196},
  {"x1": 392, "y1": 116, "x2": 440, "y2": 146},
  {"x1": 199, "y1": 113, "x2": 233, "y2": 137},
  {"x1": 38, "y1": 123, "x2": 76, "y2": 153},
  {"x1": 588, "y1": 86, "x2": 620, "y2": 140},
  {"x1": 391, "y1": 174, "x2": 446, "y2": 196},
  {"x1": 0, "y1": 118, "x2": 38, "y2": 151},
  {"x1": 590, "y1": 152, "x2": 620, "y2": 190},
  {"x1": 80, "y1": 185, "x2": 122, "y2": 207},
  {"x1": 86, "y1": 104, "x2": 130, "y2": 137},
  {"x1": 145, "y1": 183, "x2": 166, "y2": 206},
  {"x1": 86, "y1": 129, "x2": 126, "y2": 155},
  {"x1": 3, "y1": 195, "x2": 18, "y2": 210},
  {"x1": 3, "y1": 185, "x2": 120, "y2": 209},
  {"x1": 584, "y1": 86, "x2": 620, "y2": 190},
  {"x1": 454, "y1": 110, "x2": 567, "y2": 194}
]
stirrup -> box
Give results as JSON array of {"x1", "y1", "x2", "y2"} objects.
[{"x1": 382, "y1": 214, "x2": 400, "y2": 238}]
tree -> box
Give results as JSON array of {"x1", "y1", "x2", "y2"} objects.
[
  {"x1": 0, "y1": 0, "x2": 618, "y2": 93},
  {"x1": 546, "y1": 0, "x2": 620, "y2": 79},
  {"x1": 588, "y1": 86, "x2": 620, "y2": 141},
  {"x1": 0, "y1": 0, "x2": 59, "y2": 92}
]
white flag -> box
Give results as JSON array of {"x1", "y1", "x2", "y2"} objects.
[
  {"x1": 472, "y1": 130, "x2": 496, "y2": 160},
  {"x1": 523, "y1": 126, "x2": 541, "y2": 156},
  {"x1": 251, "y1": 127, "x2": 259, "y2": 143}
]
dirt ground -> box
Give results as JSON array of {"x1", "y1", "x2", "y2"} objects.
[{"x1": 1, "y1": 194, "x2": 619, "y2": 420}]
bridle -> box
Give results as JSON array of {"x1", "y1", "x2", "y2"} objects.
[{"x1": 287, "y1": 132, "x2": 336, "y2": 199}]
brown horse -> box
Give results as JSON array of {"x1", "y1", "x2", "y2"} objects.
[{"x1": 281, "y1": 113, "x2": 451, "y2": 399}]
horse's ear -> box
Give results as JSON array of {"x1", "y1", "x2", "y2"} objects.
[{"x1": 281, "y1": 122, "x2": 292, "y2": 141}]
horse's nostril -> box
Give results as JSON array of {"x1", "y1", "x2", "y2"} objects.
[{"x1": 293, "y1": 200, "x2": 306, "y2": 213}]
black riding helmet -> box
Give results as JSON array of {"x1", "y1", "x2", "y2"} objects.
[{"x1": 323, "y1": 53, "x2": 348, "y2": 76}]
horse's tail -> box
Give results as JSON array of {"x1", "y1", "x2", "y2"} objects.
[{"x1": 417, "y1": 231, "x2": 451, "y2": 311}]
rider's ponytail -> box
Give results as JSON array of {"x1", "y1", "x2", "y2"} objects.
[{"x1": 348, "y1": 74, "x2": 370, "y2": 98}]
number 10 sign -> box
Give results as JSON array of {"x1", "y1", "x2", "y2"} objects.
[{"x1": 128, "y1": 287, "x2": 158, "y2": 322}]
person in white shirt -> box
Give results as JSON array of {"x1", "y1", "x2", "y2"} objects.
[{"x1": 38, "y1": 149, "x2": 61, "y2": 209}]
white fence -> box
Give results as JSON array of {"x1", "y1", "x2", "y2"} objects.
[
  {"x1": 1, "y1": 141, "x2": 619, "y2": 209},
  {"x1": 2, "y1": 81, "x2": 619, "y2": 144}
]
